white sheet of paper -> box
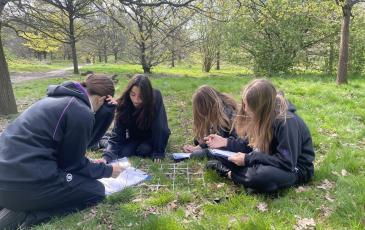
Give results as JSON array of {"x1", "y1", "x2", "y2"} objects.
[
  {"x1": 98, "y1": 158, "x2": 150, "y2": 196},
  {"x1": 210, "y1": 149, "x2": 237, "y2": 158}
]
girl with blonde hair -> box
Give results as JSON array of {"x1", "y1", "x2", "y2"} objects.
[
  {"x1": 183, "y1": 85, "x2": 237, "y2": 158},
  {"x1": 205, "y1": 79, "x2": 315, "y2": 193}
]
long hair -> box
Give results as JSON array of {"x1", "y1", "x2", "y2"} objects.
[
  {"x1": 192, "y1": 85, "x2": 237, "y2": 141},
  {"x1": 235, "y1": 79, "x2": 287, "y2": 154},
  {"x1": 115, "y1": 74, "x2": 154, "y2": 130}
]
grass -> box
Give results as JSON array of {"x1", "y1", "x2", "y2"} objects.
[
  {"x1": 8, "y1": 60, "x2": 74, "y2": 73},
  {"x1": 1, "y1": 63, "x2": 365, "y2": 229}
]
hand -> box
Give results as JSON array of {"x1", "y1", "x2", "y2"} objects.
[
  {"x1": 183, "y1": 145, "x2": 201, "y2": 153},
  {"x1": 93, "y1": 158, "x2": 107, "y2": 164},
  {"x1": 111, "y1": 163, "x2": 123, "y2": 178},
  {"x1": 204, "y1": 134, "x2": 228, "y2": 149},
  {"x1": 106, "y1": 95, "x2": 118, "y2": 105},
  {"x1": 228, "y1": 152, "x2": 246, "y2": 166},
  {"x1": 154, "y1": 158, "x2": 161, "y2": 163}
]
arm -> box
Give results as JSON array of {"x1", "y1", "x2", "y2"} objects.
[
  {"x1": 244, "y1": 118, "x2": 299, "y2": 172},
  {"x1": 151, "y1": 90, "x2": 170, "y2": 159},
  {"x1": 102, "y1": 120, "x2": 125, "y2": 163},
  {"x1": 88, "y1": 103, "x2": 116, "y2": 148},
  {"x1": 58, "y1": 103, "x2": 112, "y2": 179}
]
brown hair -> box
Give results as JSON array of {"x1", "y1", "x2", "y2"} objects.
[
  {"x1": 116, "y1": 74, "x2": 154, "y2": 130},
  {"x1": 235, "y1": 79, "x2": 287, "y2": 154},
  {"x1": 192, "y1": 85, "x2": 237, "y2": 142},
  {"x1": 81, "y1": 74, "x2": 115, "y2": 97}
]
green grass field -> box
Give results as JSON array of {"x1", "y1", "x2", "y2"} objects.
[{"x1": 3, "y1": 63, "x2": 365, "y2": 229}]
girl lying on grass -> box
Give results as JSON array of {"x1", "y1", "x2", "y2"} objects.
[
  {"x1": 182, "y1": 85, "x2": 238, "y2": 158},
  {"x1": 205, "y1": 79, "x2": 315, "y2": 193}
]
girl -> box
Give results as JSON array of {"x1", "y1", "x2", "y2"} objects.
[
  {"x1": 102, "y1": 74, "x2": 170, "y2": 163},
  {"x1": 205, "y1": 79, "x2": 315, "y2": 193},
  {"x1": 0, "y1": 74, "x2": 124, "y2": 229},
  {"x1": 183, "y1": 85, "x2": 237, "y2": 158}
]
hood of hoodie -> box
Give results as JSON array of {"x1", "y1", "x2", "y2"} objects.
[
  {"x1": 287, "y1": 101, "x2": 296, "y2": 113},
  {"x1": 46, "y1": 81, "x2": 90, "y2": 107}
]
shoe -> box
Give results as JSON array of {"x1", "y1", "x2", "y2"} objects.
[
  {"x1": 0, "y1": 208, "x2": 27, "y2": 230},
  {"x1": 206, "y1": 160, "x2": 230, "y2": 177}
]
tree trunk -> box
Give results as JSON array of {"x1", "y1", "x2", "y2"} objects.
[
  {"x1": 104, "y1": 45, "x2": 108, "y2": 63},
  {"x1": 216, "y1": 51, "x2": 220, "y2": 70},
  {"x1": 171, "y1": 50, "x2": 175, "y2": 67},
  {"x1": 327, "y1": 42, "x2": 334, "y2": 75},
  {"x1": 98, "y1": 50, "x2": 102, "y2": 63},
  {"x1": 140, "y1": 41, "x2": 151, "y2": 73},
  {"x1": 203, "y1": 56, "x2": 213, "y2": 72},
  {"x1": 69, "y1": 16, "x2": 79, "y2": 74},
  {"x1": 114, "y1": 50, "x2": 118, "y2": 63},
  {"x1": 0, "y1": 3, "x2": 17, "y2": 115},
  {"x1": 336, "y1": 5, "x2": 351, "y2": 85}
]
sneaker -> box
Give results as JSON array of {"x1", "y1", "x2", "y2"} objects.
[
  {"x1": 206, "y1": 160, "x2": 230, "y2": 177},
  {"x1": 0, "y1": 208, "x2": 27, "y2": 230}
]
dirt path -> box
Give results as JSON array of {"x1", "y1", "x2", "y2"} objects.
[{"x1": 10, "y1": 66, "x2": 85, "y2": 83}]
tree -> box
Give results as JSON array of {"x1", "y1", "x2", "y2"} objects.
[
  {"x1": 20, "y1": 31, "x2": 61, "y2": 60},
  {"x1": 97, "y1": 0, "x2": 195, "y2": 73},
  {"x1": 0, "y1": 1, "x2": 17, "y2": 115},
  {"x1": 225, "y1": 0, "x2": 340, "y2": 76},
  {"x1": 335, "y1": 0, "x2": 365, "y2": 84},
  {"x1": 9, "y1": 0, "x2": 95, "y2": 74}
]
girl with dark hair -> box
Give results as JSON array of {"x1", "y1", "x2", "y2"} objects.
[
  {"x1": 0, "y1": 74, "x2": 125, "y2": 229},
  {"x1": 183, "y1": 85, "x2": 237, "y2": 158},
  {"x1": 205, "y1": 79, "x2": 315, "y2": 193},
  {"x1": 102, "y1": 74, "x2": 170, "y2": 163}
]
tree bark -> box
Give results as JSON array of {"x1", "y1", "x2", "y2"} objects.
[
  {"x1": 216, "y1": 51, "x2": 220, "y2": 70},
  {"x1": 327, "y1": 42, "x2": 334, "y2": 75},
  {"x1": 0, "y1": 3, "x2": 18, "y2": 115},
  {"x1": 114, "y1": 50, "x2": 118, "y2": 63},
  {"x1": 104, "y1": 45, "x2": 108, "y2": 63},
  {"x1": 69, "y1": 15, "x2": 79, "y2": 74},
  {"x1": 171, "y1": 50, "x2": 175, "y2": 67},
  {"x1": 336, "y1": 5, "x2": 351, "y2": 85}
]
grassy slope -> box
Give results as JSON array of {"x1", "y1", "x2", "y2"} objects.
[{"x1": 6, "y1": 64, "x2": 365, "y2": 229}]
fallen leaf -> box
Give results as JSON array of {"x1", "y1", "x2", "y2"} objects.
[
  {"x1": 257, "y1": 202, "x2": 268, "y2": 212},
  {"x1": 240, "y1": 215, "x2": 249, "y2": 223},
  {"x1": 294, "y1": 217, "x2": 316, "y2": 230},
  {"x1": 341, "y1": 169, "x2": 348, "y2": 177},
  {"x1": 316, "y1": 179, "x2": 334, "y2": 190},
  {"x1": 325, "y1": 192, "x2": 335, "y2": 202},
  {"x1": 317, "y1": 205, "x2": 333, "y2": 218},
  {"x1": 167, "y1": 199, "x2": 178, "y2": 211},
  {"x1": 295, "y1": 186, "x2": 310, "y2": 193}
]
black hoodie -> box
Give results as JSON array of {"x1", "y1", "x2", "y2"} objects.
[
  {"x1": 225, "y1": 103, "x2": 315, "y2": 183},
  {"x1": 0, "y1": 82, "x2": 112, "y2": 189}
]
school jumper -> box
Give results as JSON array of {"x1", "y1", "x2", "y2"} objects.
[
  {"x1": 0, "y1": 82, "x2": 115, "y2": 228},
  {"x1": 103, "y1": 89, "x2": 170, "y2": 162},
  {"x1": 212, "y1": 104, "x2": 315, "y2": 193}
]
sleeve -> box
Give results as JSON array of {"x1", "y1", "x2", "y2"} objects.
[
  {"x1": 102, "y1": 120, "x2": 125, "y2": 163},
  {"x1": 88, "y1": 103, "x2": 116, "y2": 148},
  {"x1": 226, "y1": 137, "x2": 253, "y2": 153},
  {"x1": 150, "y1": 90, "x2": 171, "y2": 159},
  {"x1": 244, "y1": 118, "x2": 299, "y2": 172},
  {"x1": 58, "y1": 103, "x2": 112, "y2": 179}
]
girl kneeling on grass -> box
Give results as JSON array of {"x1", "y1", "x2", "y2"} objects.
[
  {"x1": 182, "y1": 85, "x2": 238, "y2": 158},
  {"x1": 205, "y1": 79, "x2": 315, "y2": 193},
  {"x1": 102, "y1": 74, "x2": 170, "y2": 163},
  {"x1": 0, "y1": 74, "x2": 124, "y2": 229}
]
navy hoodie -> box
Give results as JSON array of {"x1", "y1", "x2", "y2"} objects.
[
  {"x1": 0, "y1": 82, "x2": 112, "y2": 189},
  {"x1": 103, "y1": 89, "x2": 170, "y2": 162},
  {"x1": 226, "y1": 103, "x2": 315, "y2": 183}
]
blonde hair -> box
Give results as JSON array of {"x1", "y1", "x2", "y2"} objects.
[
  {"x1": 192, "y1": 85, "x2": 237, "y2": 142},
  {"x1": 235, "y1": 79, "x2": 287, "y2": 154}
]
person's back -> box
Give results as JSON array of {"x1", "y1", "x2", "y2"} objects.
[{"x1": 0, "y1": 83, "x2": 92, "y2": 186}]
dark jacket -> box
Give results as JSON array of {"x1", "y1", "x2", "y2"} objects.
[
  {"x1": 226, "y1": 104, "x2": 315, "y2": 183},
  {"x1": 0, "y1": 82, "x2": 113, "y2": 189},
  {"x1": 194, "y1": 104, "x2": 237, "y2": 148},
  {"x1": 103, "y1": 89, "x2": 170, "y2": 162}
]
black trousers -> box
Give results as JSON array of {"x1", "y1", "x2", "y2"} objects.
[
  {"x1": 119, "y1": 140, "x2": 153, "y2": 158},
  {"x1": 0, "y1": 173, "x2": 105, "y2": 226},
  {"x1": 213, "y1": 155, "x2": 298, "y2": 193}
]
